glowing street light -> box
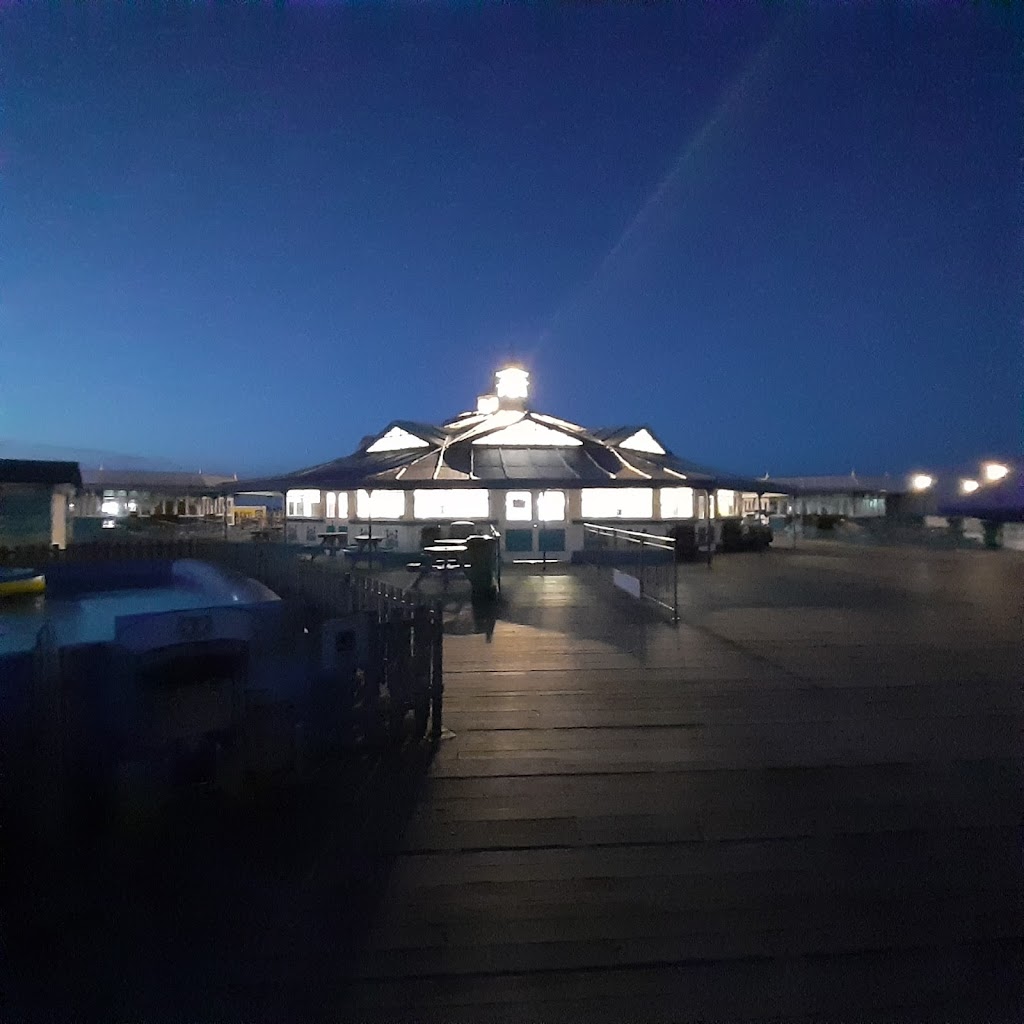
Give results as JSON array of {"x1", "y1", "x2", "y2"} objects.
[
  {"x1": 910, "y1": 474, "x2": 934, "y2": 492},
  {"x1": 983, "y1": 462, "x2": 1009, "y2": 483},
  {"x1": 960, "y1": 479, "x2": 980, "y2": 494}
]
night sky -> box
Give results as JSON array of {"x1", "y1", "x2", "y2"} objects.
[{"x1": 2, "y1": 3, "x2": 1020, "y2": 478}]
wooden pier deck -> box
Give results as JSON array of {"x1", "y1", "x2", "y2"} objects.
[{"x1": 347, "y1": 547, "x2": 1023, "y2": 1022}]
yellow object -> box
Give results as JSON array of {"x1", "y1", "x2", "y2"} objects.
[{"x1": 0, "y1": 573, "x2": 45, "y2": 598}]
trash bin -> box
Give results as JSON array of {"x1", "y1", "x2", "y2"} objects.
[
  {"x1": 982, "y1": 520, "x2": 1002, "y2": 549},
  {"x1": 720, "y1": 517, "x2": 743, "y2": 552},
  {"x1": 670, "y1": 522, "x2": 698, "y2": 563},
  {"x1": 464, "y1": 534, "x2": 499, "y2": 598}
]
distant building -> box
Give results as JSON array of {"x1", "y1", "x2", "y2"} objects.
[
  {"x1": 0, "y1": 459, "x2": 82, "y2": 549},
  {"x1": 76, "y1": 469, "x2": 236, "y2": 523},
  {"x1": 234, "y1": 367, "x2": 786, "y2": 560},
  {"x1": 768, "y1": 474, "x2": 906, "y2": 518}
]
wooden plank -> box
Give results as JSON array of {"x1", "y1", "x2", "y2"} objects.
[
  {"x1": 355, "y1": 900, "x2": 1022, "y2": 978},
  {"x1": 413, "y1": 760, "x2": 1019, "y2": 806},
  {"x1": 364, "y1": 898, "x2": 1020, "y2": 958},
  {"x1": 383, "y1": 828, "x2": 1021, "y2": 891},
  {"x1": 353, "y1": 555, "x2": 1024, "y2": 1022},
  {"x1": 343, "y1": 943, "x2": 1019, "y2": 1015}
]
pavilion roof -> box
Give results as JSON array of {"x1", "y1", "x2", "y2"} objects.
[{"x1": 231, "y1": 406, "x2": 782, "y2": 494}]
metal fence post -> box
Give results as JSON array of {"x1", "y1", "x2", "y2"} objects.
[
  {"x1": 430, "y1": 599, "x2": 443, "y2": 741},
  {"x1": 672, "y1": 555, "x2": 679, "y2": 624},
  {"x1": 706, "y1": 489, "x2": 714, "y2": 568}
]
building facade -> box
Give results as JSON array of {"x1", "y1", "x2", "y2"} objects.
[
  {"x1": 0, "y1": 459, "x2": 81, "y2": 549},
  {"x1": 76, "y1": 470, "x2": 236, "y2": 525},
  {"x1": 237, "y1": 368, "x2": 785, "y2": 560}
]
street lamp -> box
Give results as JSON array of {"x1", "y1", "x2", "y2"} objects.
[{"x1": 910, "y1": 474, "x2": 934, "y2": 492}]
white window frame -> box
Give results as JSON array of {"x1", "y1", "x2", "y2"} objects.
[
  {"x1": 412, "y1": 489, "x2": 490, "y2": 520},
  {"x1": 365, "y1": 426, "x2": 430, "y2": 453},
  {"x1": 716, "y1": 489, "x2": 736, "y2": 517},
  {"x1": 473, "y1": 419, "x2": 582, "y2": 446},
  {"x1": 537, "y1": 490, "x2": 566, "y2": 523},
  {"x1": 580, "y1": 488, "x2": 653, "y2": 520},
  {"x1": 619, "y1": 428, "x2": 666, "y2": 455},
  {"x1": 356, "y1": 489, "x2": 405, "y2": 520},
  {"x1": 505, "y1": 491, "x2": 533, "y2": 522},
  {"x1": 286, "y1": 489, "x2": 322, "y2": 518},
  {"x1": 660, "y1": 487, "x2": 694, "y2": 519}
]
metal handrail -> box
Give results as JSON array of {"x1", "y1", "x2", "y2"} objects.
[
  {"x1": 581, "y1": 523, "x2": 675, "y2": 550},
  {"x1": 581, "y1": 523, "x2": 679, "y2": 623}
]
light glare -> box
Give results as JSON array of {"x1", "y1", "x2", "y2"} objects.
[
  {"x1": 960, "y1": 479, "x2": 979, "y2": 494},
  {"x1": 495, "y1": 366, "x2": 529, "y2": 400},
  {"x1": 983, "y1": 462, "x2": 1009, "y2": 482},
  {"x1": 910, "y1": 474, "x2": 933, "y2": 492}
]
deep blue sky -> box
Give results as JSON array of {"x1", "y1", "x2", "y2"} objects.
[{"x1": 2, "y1": 3, "x2": 1020, "y2": 477}]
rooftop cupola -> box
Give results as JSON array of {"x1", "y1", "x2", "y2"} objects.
[{"x1": 494, "y1": 365, "x2": 529, "y2": 411}]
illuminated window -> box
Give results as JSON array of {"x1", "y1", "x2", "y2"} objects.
[
  {"x1": 100, "y1": 499, "x2": 121, "y2": 516},
  {"x1": 581, "y1": 488, "x2": 653, "y2": 519},
  {"x1": 366, "y1": 426, "x2": 430, "y2": 453},
  {"x1": 473, "y1": 419, "x2": 582, "y2": 446},
  {"x1": 356, "y1": 489, "x2": 405, "y2": 519},
  {"x1": 336, "y1": 492, "x2": 349, "y2": 518},
  {"x1": 506, "y1": 491, "x2": 532, "y2": 521},
  {"x1": 537, "y1": 490, "x2": 566, "y2": 522},
  {"x1": 495, "y1": 366, "x2": 529, "y2": 400},
  {"x1": 413, "y1": 489, "x2": 490, "y2": 520},
  {"x1": 619, "y1": 429, "x2": 666, "y2": 455},
  {"x1": 660, "y1": 487, "x2": 694, "y2": 518},
  {"x1": 533, "y1": 413, "x2": 583, "y2": 432},
  {"x1": 716, "y1": 490, "x2": 736, "y2": 517},
  {"x1": 326, "y1": 492, "x2": 336, "y2": 519},
  {"x1": 286, "y1": 489, "x2": 322, "y2": 518}
]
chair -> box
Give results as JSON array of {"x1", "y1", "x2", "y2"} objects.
[{"x1": 449, "y1": 520, "x2": 476, "y2": 541}]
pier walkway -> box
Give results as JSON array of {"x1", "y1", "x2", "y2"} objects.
[{"x1": 347, "y1": 547, "x2": 1023, "y2": 1021}]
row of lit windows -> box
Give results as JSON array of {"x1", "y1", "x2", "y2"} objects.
[{"x1": 285, "y1": 486, "x2": 732, "y2": 521}]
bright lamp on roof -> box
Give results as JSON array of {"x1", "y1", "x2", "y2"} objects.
[
  {"x1": 495, "y1": 366, "x2": 529, "y2": 400},
  {"x1": 910, "y1": 474, "x2": 934, "y2": 492},
  {"x1": 983, "y1": 462, "x2": 1009, "y2": 482}
]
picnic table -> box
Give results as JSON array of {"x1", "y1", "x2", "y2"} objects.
[
  {"x1": 343, "y1": 534, "x2": 384, "y2": 568},
  {"x1": 316, "y1": 532, "x2": 349, "y2": 557},
  {"x1": 410, "y1": 542, "x2": 470, "y2": 590}
]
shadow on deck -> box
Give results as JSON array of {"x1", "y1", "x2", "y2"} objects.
[{"x1": 3, "y1": 737, "x2": 439, "y2": 1023}]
